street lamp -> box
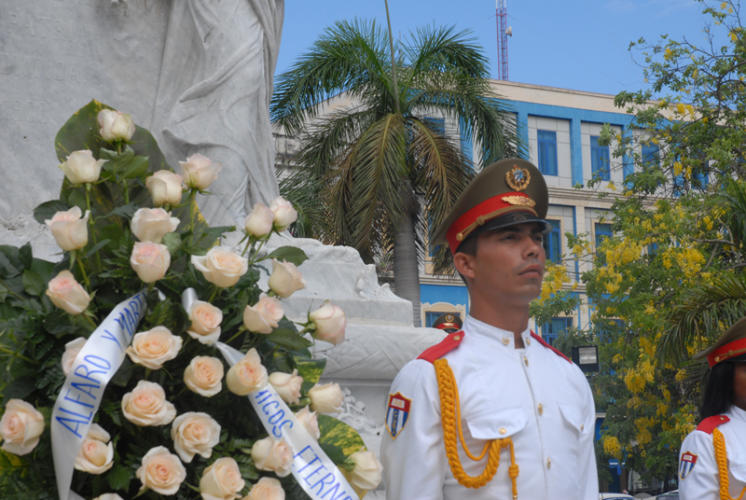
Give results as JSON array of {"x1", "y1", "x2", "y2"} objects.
[{"x1": 572, "y1": 345, "x2": 599, "y2": 373}]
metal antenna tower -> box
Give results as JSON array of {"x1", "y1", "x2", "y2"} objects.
[{"x1": 495, "y1": 0, "x2": 509, "y2": 80}]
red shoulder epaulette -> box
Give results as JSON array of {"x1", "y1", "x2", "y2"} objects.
[
  {"x1": 530, "y1": 332, "x2": 572, "y2": 363},
  {"x1": 417, "y1": 331, "x2": 465, "y2": 363},
  {"x1": 696, "y1": 414, "x2": 730, "y2": 434}
]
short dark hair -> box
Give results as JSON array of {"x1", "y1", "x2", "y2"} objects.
[{"x1": 700, "y1": 353, "x2": 746, "y2": 419}]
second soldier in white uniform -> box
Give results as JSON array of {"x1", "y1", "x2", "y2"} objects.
[{"x1": 381, "y1": 158, "x2": 598, "y2": 499}]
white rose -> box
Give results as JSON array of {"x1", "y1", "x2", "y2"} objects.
[
  {"x1": 97, "y1": 109, "x2": 136, "y2": 142},
  {"x1": 244, "y1": 203, "x2": 274, "y2": 238},
  {"x1": 200, "y1": 457, "x2": 246, "y2": 500},
  {"x1": 308, "y1": 383, "x2": 343, "y2": 414},
  {"x1": 268, "y1": 370, "x2": 303, "y2": 405},
  {"x1": 242, "y1": 295, "x2": 283, "y2": 334},
  {"x1": 347, "y1": 450, "x2": 383, "y2": 491},
  {"x1": 244, "y1": 477, "x2": 285, "y2": 500},
  {"x1": 184, "y1": 356, "x2": 224, "y2": 397},
  {"x1": 130, "y1": 241, "x2": 171, "y2": 283},
  {"x1": 146, "y1": 170, "x2": 184, "y2": 206},
  {"x1": 130, "y1": 208, "x2": 180, "y2": 243},
  {"x1": 170, "y1": 412, "x2": 221, "y2": 463},
  {"x1": 74, "y1": 423, "x2": 114, "y2": 475},
  {"x1": 251, "y1": 437, "x2": 293, "y2": 477},
  {"x1": 309, "y1": 302, "x2": 346, "y2": 345},
  {"x1": 179, "y1": 153, "x2": 221, "y2": 190},
  {"x1": 225, "y1": 348, "x2": 267, "y2": 396},
  {"x1": 59, "y1": 150, "x2": 105, "y2": 185},
  {"x1": 136, "y1": 446, "x2": 186, "y2": 495},
  {"x1": 46, "y1": 270, "x2": 90, "y2": 315},
  {"x1": 269, "y1": 196, "x2": 298, "y2": 230},
  {"x1": 294, "y1": 407, "x2": 320, "y2": 440},
  {"x1": 192, "y1": 247, "x2": 248, "y2": 288},
  {"x1": 61, "y1": 337, "x2": 86, "y2": 376},
  {"x1": 121, "y1": 380, "x2": 176, "y2": 426},
  {"x1": 0, "y1": 399, "x2": 45, "y2": 456},
  {"x1": 187, "y1": 300, "x2": 223, "y2": 345},
  {"x1": 92, "y1": 494, "x2": 124, "y2": 500},
  {"x1": 45, "y1": 206, "x2": 89, "y2": 251},
  {"x1": 267, "y1": 260, "x2": 305, "y2": 298},
  {"x1": 125, "y1": 326, "x2": 182, "y2": 370}
]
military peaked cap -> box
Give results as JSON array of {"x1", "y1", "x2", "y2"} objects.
[
  {"x1": 432, "y1": 158, "x2": 549, "y2": 254},
  {"x1": 695, "y1": 316, "x2": 746, "y2": 367},
  {"x1": 432, "y1": 313, "x2": 463, "y2": 334}
]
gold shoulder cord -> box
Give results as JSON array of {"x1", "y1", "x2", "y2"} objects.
[
  {"x1": 433, "y1": 358, "x2": 519, "y2": 498},
  {"x1": 713, "y1": 428, "x2": 746, "y2": 500}
]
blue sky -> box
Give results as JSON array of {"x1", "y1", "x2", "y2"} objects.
[{"x1": 275, "y1": 0, "x2": 711, "y2": 96}]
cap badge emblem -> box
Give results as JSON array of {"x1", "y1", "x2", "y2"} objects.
[
  {"x1": 502, "y1": 195, "x2": 536, "y2": 207},
  {"x1": 506, "y1": 165, "x2": 531, "y2": 191}
]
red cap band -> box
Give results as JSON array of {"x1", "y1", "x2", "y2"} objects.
[{"x1": 707, "y1": 337, "x2": 746, "y2": 367}]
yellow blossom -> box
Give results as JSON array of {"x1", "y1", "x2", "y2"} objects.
[
  {"x1": 603, "y1": 435, "x2": 622, "y2": 459},
  {"x1": 673, "y1": 161, "x2": 683, "y2": 176}
]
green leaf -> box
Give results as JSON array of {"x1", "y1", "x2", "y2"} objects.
[
  {"x1": 266, "y1": 246, "x2": 309, "y2": 266},
  {"x1": 318, "y1": 414, "x2": 366, "y2": 462},
  {"x1": 162, "y1": 232, "x2": 182, "y2": 255},
  {"x1": 103, "y1": 153, "x2": 149, "y2": 180},
  {"x1": 22, "y1": 269, "x2": 46, "y2": 297},
  {"x1": 266, "y1": 328, "x2": 312, "y2": 350},
  {"x1": 294, "y1": 357, "x2": 326, "y2": 387},
  {"x1": 33, "y1": 200, "x2": 70, "y2": 224},
  {"x1": 0, "y1": 245, "x2": 22, "y2": 278},
  {"x1": 106, "y1": 464, "x2": 131, "y2": 491}
]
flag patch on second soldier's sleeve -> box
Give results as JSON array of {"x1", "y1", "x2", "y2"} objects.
[
  {"x1": 679, "y1": 451, "x2": 697, "y2": 479},
  {"x1": 385, "y1": 392, "x2": 411, "y2": 438}
]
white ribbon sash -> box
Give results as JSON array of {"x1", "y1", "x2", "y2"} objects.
[
  {"x1": 51, "y1": 291, "x2": 147, "y2": 500},
  {"x1": 216, "y1": 342, "x2": 359, "y2": 500}
]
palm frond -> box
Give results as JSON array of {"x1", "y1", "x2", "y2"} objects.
[{"x1": 404, "y1": 25, "x2": 488, "y2": 82}]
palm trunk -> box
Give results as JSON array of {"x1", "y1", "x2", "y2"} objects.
[{"x1": 393, "y1": 199, "x2": 422, "y2": 326}]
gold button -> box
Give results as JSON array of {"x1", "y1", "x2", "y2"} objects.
[
  {"x1": 502, "y1": 338, "x2": 509, "y2": 346},
  {"x1": 499, "y1": 427, "x2": 507, "y2": 435},
  {"x1": 523, "y1": 356, "x2": 529, "y2": 366},
  {"x1": 526, "y1": 337, "x2": 531, "y2": 345},
  {"x1": 547, "y1": 458, "x2": 552, "y2": 469},
  {"x1": 453, "y1": 335, "x2": 461, "y2": 341},
  {"x1": 538, "y1": 403, "x2": 543, "y2": 415},
  {"x1": 580, "y1": 424, "x2": 584, "y2": 431}
]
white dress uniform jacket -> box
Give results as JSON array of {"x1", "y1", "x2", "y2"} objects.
[
  {"x1": 679, "y1": 405, "x2": 746, "y2": 500},
  {"x1": 381, "y1": 315, "x2": 598, "y2": 500}
]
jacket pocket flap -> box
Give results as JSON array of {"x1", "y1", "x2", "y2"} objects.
[
  {"x1": 559, "y1": 403, "x2": 591, "y2": 434},
  {"x1": 466, "y1": 407, "x2": 527, "y2": 440}
]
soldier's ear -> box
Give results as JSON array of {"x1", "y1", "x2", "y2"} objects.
[{"x1": 453, "y1": 251, "x2": 476, "y2": 281}]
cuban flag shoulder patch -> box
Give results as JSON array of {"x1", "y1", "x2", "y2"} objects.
[
  {"x1": 679, "y1": 451, "x2": 698, "y2": 479},
  {"x1": 386, "y1": 392, "x2": 411, "y2": 439}
]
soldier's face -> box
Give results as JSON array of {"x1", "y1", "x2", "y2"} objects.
[
  {"x1": 734, "y1": 362, "x2": 746, "y2": 411},
  {"x1": 459, "y1": 222, "x2": 546, "y2": 307}
]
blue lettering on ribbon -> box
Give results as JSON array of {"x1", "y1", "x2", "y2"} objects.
[{"x1": 293, "y1": 445, "x2": 354, "y2": 499}]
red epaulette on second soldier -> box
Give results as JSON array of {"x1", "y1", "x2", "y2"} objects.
[
  {"x1": 530, "y1": 332, "x2": 572, "y2": 364},
  {"x1": 696, "y1": 414, "x2": 730, "y2": 434},
  {"x1": 417, "y1": 331, "x2": 465, "y2": 363}
]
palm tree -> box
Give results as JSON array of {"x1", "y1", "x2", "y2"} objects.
[{"x1": 272, "y1": 18, "x2": 520, "y2": 325}]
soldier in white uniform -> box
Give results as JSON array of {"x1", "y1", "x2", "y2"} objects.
[
  {"x1": 678, "y1": 318, "x2": 746, "y2": 500},
  {"x1": 381, "y1": 158, "x2": 598, "y2": 499}
]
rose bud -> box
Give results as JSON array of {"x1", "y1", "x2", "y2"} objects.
[
  {"x1": 245, "y1": 477, "x2": 286, "y2": 500},
  {"x1": 308, "y1": 383, "x2": 344, "y2": 414},
  {"x1": 309, "y1": 302, "x2": 346, "y2": 345},
  {"x1": 243, "y1": 295, "x2": 283, "y2": 334},
  {"x1": 46, "y1": 270, "x2": 90, "y2": 315},
  {"x1": 97, "y1": 109, "x2": 136, "y2": 142},
  {"x1": 179, "y1": 153, "x2": 220, "y2": 190},
  {"x1": 251, "y1": 437, "x2": 293, "y2": 477},
  {"x1": 121, "y1": 380, "x2": 176, "y2": 426},
  {"x1": 200, "y1": 457, "x2": 246, "y2": 499},
  {"x1": 184, "y1": 356, "x2": 224, "y2": 397},
  {"x1": 347, "y1": 450, "x2": 383, "y2": 491},
  {"x1": 126, "y1": 326, "x2": 182, "y2": 370},
  {"x1": 61, "y1": 337, "x2": 86, "y2": 376},
  {"x1": 191, "y1": 247, "x2": 248, "y2": 288},
  {"x1": 170, "y1": 412, "x2": 221, "y2": 463},
  {"x1": 59, "y1": 150, "x2": 105, "y2": 185},
  {"x1": 130, "y1": 208, "x2": 180, "y2": 243},
  {"x1": 0, "y1": 399, "x2": 45, "y2": 456},
  {"x1": 294, "y1": 406, "x2": 320, "y2": 440},
  {"x1": 225, "y1": 348, "x2": 268, "y2": 396},
  {"x1": 244, "y1": 202, "x2": 274, "y2": 238},
  {"x1": 187, "y1": 300, "x2": 223, "y2": 345},
  {"x1": 146, "y1": 170, "x2": 184, "y2": 206},
  {"x1": 92, "y1": 494, "x2": 124, "y2": 500},
  {"x1": 268, "y1": 370, "x2": 303, "y2": 405},
  {"x1": 130, "y1": 241, "x2": 170, "y2": 283},
  {"x1": 74, "y1": 423, "x2": 114, "y2": 475},
  {"x1": 136, "y1": 446, "x2": 186, "y2": 496},
  {"x1": 268, "y1": 260, "x2": 305, "y2": 298},
  {"x1": 45, "y1": 206, "x2": 89, "y2": 251},
  {"x1": 269, "y1": 196, "x2": 298, "y2": 231}
]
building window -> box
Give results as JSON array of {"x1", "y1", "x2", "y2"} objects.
[
  {"x1": 542, "y1": 317, "x2": 572, "y2": 345},
  {"x1": 543, "y1": 219, "x2": 562, "y2": 263},
  {"x1": 595, "y1": 222, "x2": 613, "y2": 261},
  {"x1": 590, "y1": 135, "x2": 610, "y2": 181},
  {"x1": 641, "y1": 143, "x2": 659, "y2": 167},
  {"x1": 537, "y1": 130, "x2": 558, "y2": 176},
  {"x1": 423, "y1": 117, "x2": 445, "y2": 136}
]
